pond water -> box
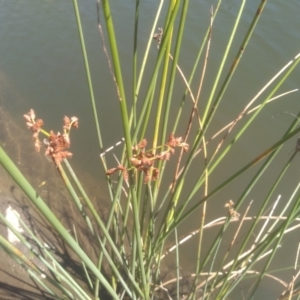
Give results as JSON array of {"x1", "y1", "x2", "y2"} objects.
[{"x1": 0, "y1": 0, "x2": 300, "y2": 299}]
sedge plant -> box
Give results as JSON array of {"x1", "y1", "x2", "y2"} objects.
[{"x1": 1, "y1": 0, "x2": 300, "y2": 299}]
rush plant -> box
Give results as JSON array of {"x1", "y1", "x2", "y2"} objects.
[{"x1": 1, "y1": 1, "x2": 300, "y2": 299}]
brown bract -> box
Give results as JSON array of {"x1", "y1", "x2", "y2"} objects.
[
  {"x1": 106, "y1": 165, "x2": 128, "y2": 182},
  {"x1": 225, "y1": 200, "x2": 240, "y2": 220},
  {"x1": 24, "y1": 109, "x2": 79, "y2": 166},
  {"x1": 63, "y1": 116, "x2": 79, "y2": 131},
  {"x1": 106, "y1": 134, "x2": 189, "y2": 184},
  {"x1": 44, "y1": 131, "x2": 73, "y2": 166},
  {"x1": 167, "y1": 133, "x2": 189, "y2": 152},
  {"x1": 153, "y1": 27, "x2": 163, "y2": 49},
  {"x1": 24, "y1": 109, "x2": 44, "y2": 152}
]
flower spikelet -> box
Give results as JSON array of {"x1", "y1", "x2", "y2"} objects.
[
  {"x1": 24, "y1": 110, "x2": 78, "y2": 166},
  {"x1": 23, "y1": 109, "x2": 44, "y2": 152},
  {"x1": 44, "y1": 131, "x2": 73, "y2": 166},
  {"x1": 106, "y1": 134, "x2": 189, "y2": 184}
]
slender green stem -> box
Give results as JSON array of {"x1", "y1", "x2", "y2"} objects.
[
  {"x1": 153, "y1": 0, "x2": 189, "y2": 204},
  {"x1": 164, "y1": 124, "x2": 300, "y2": 242},
  {"x1": 0, "y1": 147, "x2": 119, "y2": 300},
  {"x1": 59, "y1": 162, "x2": 95, "y2": 235},
  {"x1": 152, "y1": 0, "x2": 175, "y2": 151},
  {"x1": 101, "y1": 0, "x2": 131, "y2": 158},
  {"x1": 132, "y1": 0, "x2": 181, "y2": 142},
  {"x1": 165, "y1": 50, "x2": 300, "y2": 235},
  {"x1": 202, "y1": 0, "x2": 268, "y2": 130},
  {"x1": 132, "y1": 0, "x2": 139, "y2": 128},
  {"x1": 63, "y1": 160, "x2": 144, "y2": 298},
  {"x1": 72, "y1": 0, "x2": 103, "y2": 151},
  {"x1": 202, "y1": 0, "x2": 246, "y2": 124}
]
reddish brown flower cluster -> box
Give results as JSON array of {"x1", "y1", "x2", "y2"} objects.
[
  {"x1": 24, "y1": 109, "x2": 78, "y2": 166},
  {"x1": 106, "y1": 165, "x2": 128, "y2": 182},
  {"x1": 130, "y1": 139, "x2": 159, "y2": 183},
  {"x1": 153, "y1": 27, "x2": 163, "y2": 49},
  {"x1": 106, "y1": 134, "x2": 189, "y2": 184},
  {"x1": 166, "y1": 133, "x2": 189, "y2": 153},
  {"x1": 225, "y1": 200, "x2": 240, "y2": 220},
  {"x1": 44, "y1": 131, "x2": 73, "y2": 166},
  {"x1": 23, "y1": 109, "x2": 44, "y2": 152}
]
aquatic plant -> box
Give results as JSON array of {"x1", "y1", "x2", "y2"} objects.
[{"x1": 1, "y1": 0, "x2": 300, "y2": 299}]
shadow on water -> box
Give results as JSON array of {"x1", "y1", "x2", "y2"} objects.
[{"x1": 0, "y1": 73, "x2": 111, "y2": 298}]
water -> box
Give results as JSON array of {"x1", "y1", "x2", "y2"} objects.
[{"x1": 0, "y1": 0, "x2": 300, "y2": 299}]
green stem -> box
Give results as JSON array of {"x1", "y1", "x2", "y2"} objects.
[
  {"x1": 72, "y1": 0, "x2": 103, "y2": 151},
  {"x1": 0, "y1": 147, "x2": 119, "y2": 300}
]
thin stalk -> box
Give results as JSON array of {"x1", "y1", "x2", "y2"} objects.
[
  {"x1": 131, "y1": 190, "x2": 149, "y2": 297},
  {"x1": 133, "y1": 0, "x2": 164, "y2": 126},
  {"x1": 130, "y1": 223, "x2": 137, "y2": 298},
  {"x1": 202, "y1": 0, "x2": 267, "y2": 129},
  {"x1": 208, "y1": 114, "x2": 300, "y2": 298},
  {"x1": 185, "y1": 8, "x2": 214, "y2": 298},
  {"x1": 162, "y1": 0, "x2": 189, "y2": 143},
  {"x1": 140, "y1": 79, "x2": 157, "y2": 140},
  {"x1": 153, "y1": 0, "x2": 190, "y2": 204},
  {"x1": 64, "y1": 158, "x2": 109, "y2": 298},
  {"x1": 100, "y1": 3, "x2": 148, "y2": 293},
  {"x1": 0, "y1": 217, "x2": 90, "y2": 300},
  {"x1": 172, "y1": 0, "x2": 222, "y2": 132},
  {"x1": 222, "y1": 188, "x2": 300, "y2": 300},
  {"x1": 58, "y1": 163, "x2": 94, "y2": 235},
  {"x1": 248, "y1": 183, "x2": 300, "y2": 299},
  {"x1": 132, "y1": 0, "x2": 140, "y2": 128},
  {"x1": 175, "y1": 228, "x2": 180, "y2": 300},
  {"x1": 27, "y1": 270, "x2": 61, "y2": 299},
  {"x1": 19, "y1": 215, "x2": 91, "y2": 299},
  {"x1": 165, "y1": 123, "x2": 300, "y2": 243},
  {"x1": 202, "y1": 0, "x2": 246, "y2": 124},
  {"x1": 101, "y1": 0, "x2": 131, "y2": 159},
  {"x1": 190, "y1": 89, "x2": 298, "y2": 161},
  {"x1": 152, "y1": 25, "x2": 172, "y2": 151},
  {"x1": 73, "y1": 225, "x2": 94, "y2": 291},
  {"x1": 144, "y1": 185, "x2": 155, "y2": 271},
  {"x1": 132, "y1": 0, "x2": 181, "y2": 143},
  {"x1": 170, "y1": 51, "x2": 300, "y2": 232},
  {"x1": 141, "y1": 185, "x2": 150, "y2": 246},
  {"x1": 64, "y1": 160, "x2": 124, "y2": 293},
  {"x1": 202, "y1": 222, "x2": 227, "y2": 298},
  {"x1": 65, "y1": 164, "x2": 143, "y2": 297},
  {"x1": 0, "y1": 147, "x2": 120, "y2": 300},
  {"x1": 72, "y1": 0, "x2": 103, "y2": 151},
  {"x1": 209, "y1": 229, "x2": 278, "y2": 298},
  {"x1": 96, "y1": 236, "x2": 134, "y2": 299},
  {"x1": 152, "y1": 0, "x2": 176, "y2": 151},
  {"x1": 161, "y1": 1, "x2": 268, "y2": 218}
]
